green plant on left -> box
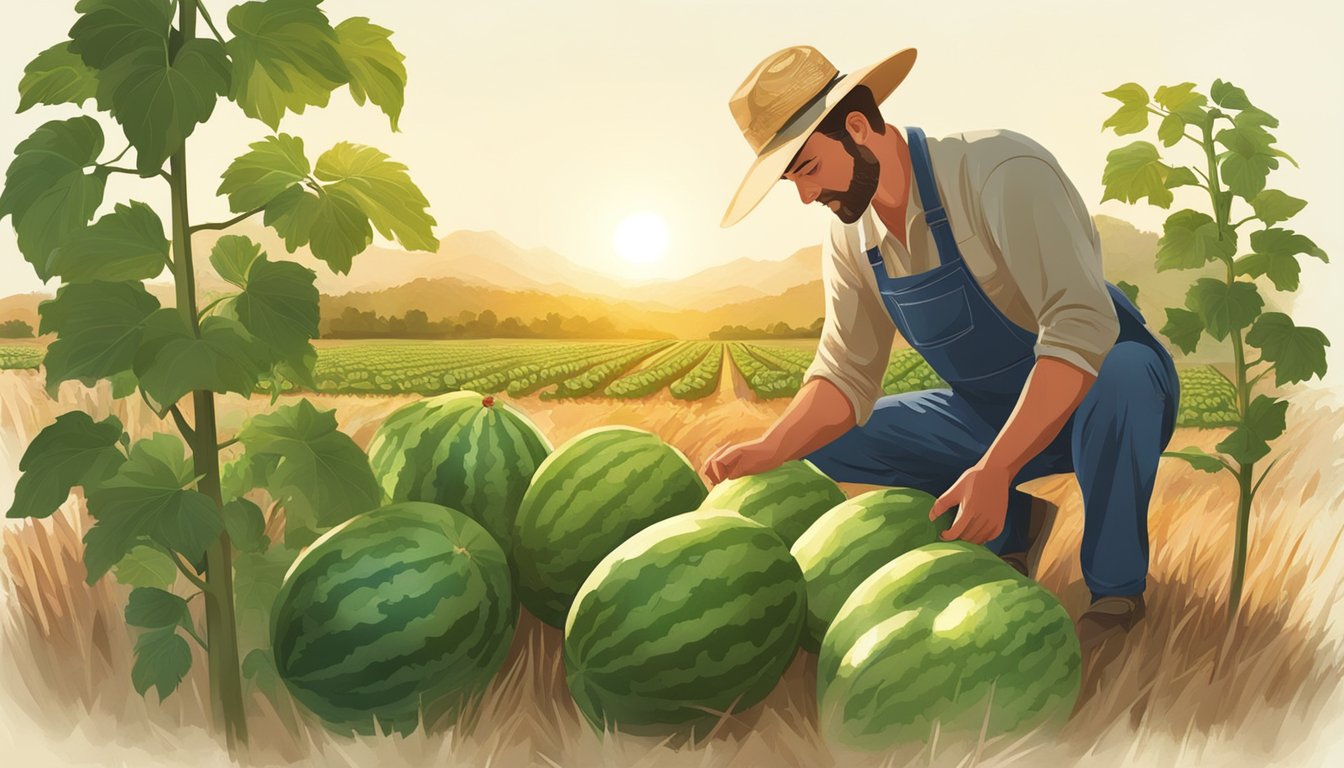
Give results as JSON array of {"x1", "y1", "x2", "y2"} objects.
[{"x1": 1, "y1": 0, "x2": 438, "y2": 752}]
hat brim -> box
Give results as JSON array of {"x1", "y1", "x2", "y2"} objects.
[{"x1": 720, "y1": 47, "x2": 917, "y2": 228}]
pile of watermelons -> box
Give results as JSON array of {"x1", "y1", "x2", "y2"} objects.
[{"x1": 269, "y1": 390, "x2": 1080, "y2": 747}]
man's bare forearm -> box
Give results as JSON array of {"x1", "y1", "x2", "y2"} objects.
[
  {"x1": 980, "y1": 356, "x2": 1097, "y2": 475},
  {"x1": 759, "y1": 377, "x2": 857, "y2": 462}
]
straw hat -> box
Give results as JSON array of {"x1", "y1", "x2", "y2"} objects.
[{"x1": 721, "y1": 45, "x2": 917, "y2": 227}]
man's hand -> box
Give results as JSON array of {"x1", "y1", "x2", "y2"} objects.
[
  {"x1": 701, "y1": 438, "x2": 781, "y2": 486},
  {"x1": 929, "y1": 460, "x2": 1013, "y2": 545}
]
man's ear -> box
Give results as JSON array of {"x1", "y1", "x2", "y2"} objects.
[{"x1": 845, "y1": 110, "x2": 872, "y2": 145}]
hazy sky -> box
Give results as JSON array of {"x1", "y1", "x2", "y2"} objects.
[{"x1": 1, "y1": 0, "x2": 1341, "y2": 366}]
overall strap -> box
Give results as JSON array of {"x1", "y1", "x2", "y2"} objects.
[{"x1": 905, "y1": 126, "x2": 960, "y2": 267}]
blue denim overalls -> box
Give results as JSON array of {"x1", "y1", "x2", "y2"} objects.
[{"x1": 802, "y1": 126, "x2": 1180, "y2": 599}]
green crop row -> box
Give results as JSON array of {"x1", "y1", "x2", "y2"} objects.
[
  {"x1": 604, "y1": 342, "x2": 715, "y2": 398},
  {"x1": 670, "y1": 345, "x2": 724, "y2": 400},
  {"x1": 544, "y1": 341, "x2": 679, "y2": 399},
  {"x1": 728, "y1": 343, "x2": 801, "y2": 399},
  {"x1": 0, "y1": 345, "x2": 42, "y2": 370}
]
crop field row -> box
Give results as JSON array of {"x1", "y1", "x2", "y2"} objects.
[{"x1": 2, "y1": 339, "x2": 1239, "y2": 425}]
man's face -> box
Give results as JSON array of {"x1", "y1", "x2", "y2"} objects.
[{"x1": 781, "y1": 129, "x2": 881, "y2": 224}]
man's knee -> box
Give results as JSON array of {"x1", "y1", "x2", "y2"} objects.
[{"x1": 1082, "y1": 342, "x2": 1175, "y2": 421}]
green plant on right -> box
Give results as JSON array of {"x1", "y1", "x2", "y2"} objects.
[{"x1": 1100, "y1": 79, "x2": 1330, "y2": 621}]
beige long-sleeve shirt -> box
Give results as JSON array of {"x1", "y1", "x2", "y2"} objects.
[{"x1": 804, "y1": 127, "x2": 1120, "y2": 427}]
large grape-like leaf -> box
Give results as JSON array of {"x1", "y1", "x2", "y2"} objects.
[
  {"x1": 133, "y1": 310, "x2": 271, "y2": 411},
  {"x1": 225, "y1": 0, "x2": 350, "y2": 129},
  {"x1": 112, "y1": 545, "x2": 178, "y2": 589},
  {"x1": 1236, "y1": 229, "x2": 1328, "y2": 293},
  {"x1": 1249, "y1": 189, "x2": 1307, "y2": 226},
  {"x1": 125, "y1": 586, "x2": 189, "y2": 629},
  {"x1": 263, "y1": 183, "x2": 371, "y2": 272},
  {"x1": 216, "y1": 133, "x2": 311, "y2": 213},
  {"x1": 1245, "y1": 312, "x2": 1330, "y2": 386},
  {"x1": 1184, "y1": 278, "x2": 1263, "y2": 341},
  {"x1": 68, "y1": 0, "x2": 171, "y2": 69},
  {"x1": 334, "y1": 17, "x2": 406, "y2": 131},
  {"x1": 1210, "y1": 79, "x2": 1252, "y2": 110},
  {"x1": 222, "y1": 498, "x2": 269, "y2": 554},
  {"x1": 1217, "y1": 395, "x2": 1288, "y2": 467},
  {"x1": 1153, "y1": 82, "x2": 1208, "y2": 124},
  {"x1": 6, "y1": 411, "x2": 126, "y2": 519},
  {"x1": 1100, "y1": 141, "x2": 1173, "y2": 209},
  {"x1": 220, "y1": 250, "x2": 320, "y2": 378},
  {"x1": 1160, "y1": 307, "x2": 1204, "y2": 355},
  {"x1": 46, "y1": 201, "x2": 169, "y2": 283},
  {"x1": 237, "y1": 398, "x2": 381, "y2": 541},
  {"x1": 315, "y1": 142, "x2": 437, "y2": 251},
  {"x1": 83, "y1": 432, "x2": 223, "y2": 583},
  {"x1": 131, "y1": 626, "x2": 192, "y2": 700},
  {"x1": 0, "y1": 117, "x2": 108, "y2": 280},
  {"x1": 38, "y1": 280, "x2": 161, "y2": 397},
  {"x1": 1155, "y1": 209, "x2": 1235, "y2": 271},
  {"x1": 1216, "y1": 114, "x2": 1279, "y2": 200},
  {"x1": 18, "y1": 41, "x2": 99, "y2": 113},
  {"x1": 209, "y1": 234, "x2": 265, "y2": 288},
  {"x1": 1101, "y1": 83, "x2": 1149, "y2": 135}
]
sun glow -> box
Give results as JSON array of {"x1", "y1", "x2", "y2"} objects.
[{"x1": 613, "y1": 212, "x2": 669, "y2": 266}]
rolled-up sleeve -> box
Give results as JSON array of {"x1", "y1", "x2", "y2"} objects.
[
  {"x1": 803, "y1": 223, "x2": 895, "y2": 427},
  {"x1": 980, "y1": 155, "x2": 1119, "y2": 375}
]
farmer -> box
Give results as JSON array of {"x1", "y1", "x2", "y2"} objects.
[{"x1": 703, "y1": 45, "x2": 1179, "y2": 663}]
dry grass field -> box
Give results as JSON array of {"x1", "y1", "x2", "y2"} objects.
[{"x1": 2, "y1": 361, "x2": 1342, "y2": 767}]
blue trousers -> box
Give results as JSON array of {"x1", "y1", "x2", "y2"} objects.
[{"x1": 802, "y1": 340, "x2": 1180, "y2": 598}]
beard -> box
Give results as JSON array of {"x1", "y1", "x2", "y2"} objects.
[{"x1": 817, "y1": 135, "x2": 880, "y2": 224}]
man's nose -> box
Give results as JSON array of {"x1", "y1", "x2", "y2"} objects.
[{"x1": 795, "y1": 181, "x2": 819, "y2": 205}]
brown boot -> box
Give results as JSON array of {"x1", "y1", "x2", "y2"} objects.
[
  {"x1": 1074, "y1": 594, "x2": 1146, "y2": 709},
  {"x1": 996, "y1": 496, "x2": 1058, "y2": 579}
]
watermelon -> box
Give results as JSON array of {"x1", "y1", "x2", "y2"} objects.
[
  {"x1": 513, "y1": 425, "x2": 707, "y2": 627},
  {"x1": 818, "y1": 541, "x2": 1079, "y2": 749},
  {"x1": 790, "y1": 488, "x2": 949, "y2": 652},
  {"x1": 271, "y1": 501, "x2": 516, "y2": 736},
  {"x1": 367, "y1": 390, "x2": 551, "y2": 556},
  {"x1": 564, "y1": 508, "x2": 806, "y2": 737},
  {"x1": 699, "y1": 459, "x2": 844, "y2": 546}
]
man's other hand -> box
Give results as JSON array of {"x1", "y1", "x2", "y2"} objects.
[
  {"x1": 701, "y1": 438, "x2": 780, "y2": 486},
  {"x1": 929, "y1": 460, "x2": 1013, "y2": 545}
]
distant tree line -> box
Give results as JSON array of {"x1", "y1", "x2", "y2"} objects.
[
  {"x1": 324, "y1": 308, "x2": 674, "y2": 340},
  {"x1": 710, "y1": 317, "x2": 824, "y2": 340},
  {"x1": 0, "y1": 319, "x2": 34, "y2": 338}
]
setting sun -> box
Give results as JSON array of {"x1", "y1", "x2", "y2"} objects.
[{"x1": 613, "y1": 212, "x2": 669, "y2": 265}]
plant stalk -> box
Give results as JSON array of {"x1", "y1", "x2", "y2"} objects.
[{"x1": 170, "y1": 0, "x2": 249, "y2": 751}]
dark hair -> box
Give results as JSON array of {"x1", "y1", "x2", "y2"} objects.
[{"x1": 815, "y1": 84, "x2": 887, "y2": 139}]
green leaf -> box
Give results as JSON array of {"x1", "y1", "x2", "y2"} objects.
[
  {"x1": 125, "y1": 586, "x2": 188, "y2": 629},
  {"x1": 46, "y1": 201, "x2": 169, "y2": 283},
  {"x1": 131, "y1": 626, "x2": 192, "y2": 701},
  {"x1": 314, "y1": 142, "x2": 438, "y2": 251},
  {"x1": 223, "y1": 498, "x2": 269, "y2": 553},
  {"x1": 6, "y1": 411, "x2": 125, "y2": 519},
  {"x1": 1210, "y1": 79, "x2": 1251, "y2": 110},
  {"x1": 238, "y1": 398, "x2": 381, "y2": 541},
  {"x1": 83, "y1": 433, "x2": 222, "y2": 583},
  {"x1": 1250, "y1": 227, "x2": 1328, "y2": 263},
  {"x1": 1154, "y1": 82, "x2": 1208, "y2": 123},
  {"x1": 1245, "y1": 312, "x2": 1330, "y2": 385},
  {"x1": 1157, "y1": 113, "x2": 1184, "y2": 147},
  {"x1": 1116, "y1": 280, "x2": 1140, "y2": 305},
  {"x1": 18, "y1": 41, "x2": 99, "y2": 113},
  {"x1": 1217, "y1": 122, "x2": 1278, "y2": 200},
  {"x1": 68, "y1": 0, "x2": 172, "y2": 70},
  {"x1": 216, "y1": 133, "x2": 312, "y2": 214},
  {"x1": 1248, "y1": 189, "x2": 1307, "y2": 225},
  {"x1": 1185, "y1": 278, "x2": 1263, "y2": 341},
  {"x1": 209, "y1": 235, "x2": 265, "y2": 288},
  {"x1": 1100, "y1": 141, "x2": 1174, "y2": 209},
  {"x1": 1217, "y1": 395, "x2": 1288, "y2": 466},
  {"x1": 1235, "y1": 250, "x2": 1300, "y2": 292},
  {"x1": 1163, "y1": 447, "x2": 1229, "y2": 474},
  {"x1": 334, "y1": 17, "x2": 406, "y2": 131},
  {"x1": 225, "y1": 0, "x2": 350, "y2": 130},
  {"x1": 1164, "y1": 166, "x2": 1200, "y2": 189},
  {"x1": 112, "y1": 544, "x2": 178, "y2": 589},
  {"x1": 1156, "y1": 209, "x2": 1235, "y2": 270},
  {"x1": 133, "y1": 311, "x2": 271, "y2": 411},
  {"x1": 1160, "y1": 307, "x2": 1204, "y2": 355},
  {"x1": 0, "y1": 117, "x2": 108, "y2": 281},
  {"x1": 109, "y1": 369, "x2": 139, "y2": 399},
  {"x1": 234, "y1": 544, "x2": 296, "y2": 648},
  {"x1": 38, "y1": 281, "x2": 161, "y2": 397},
  {"x1": 98, "y1": 39, "x2": 232, "y2": 175},
  {"x1": 222, "y1": 253, "x2": 320, "y2": 373},
  {"x1": 263, "y1": 184, "x2": 372, "y2": 272},
  {"x1": 1101, "y1": 83, "x2": 1150, "y2": 135}
]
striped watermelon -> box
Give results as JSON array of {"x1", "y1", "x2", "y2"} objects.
[
  {"x1": 271, "y1": 501, "x2": 516, "y2": 736},
  {"x1": 699, "y1": 460, "x2": 844, "y2": 546},
  {"x1": 564, "y1": 509, "x2": 806, "y2": 737},
  {"x1": 790, "y1": 488, "x2": 949, "y2": 652},
  {"x1": 367, "y1": 390, "x2": 551, "y2": 556},
  {"x1": 818, "y1": 541, "x2": 1079, "y2": 749},
  {"x1": 513, "y1": 426, "x2": 707, "y2": 627}
]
